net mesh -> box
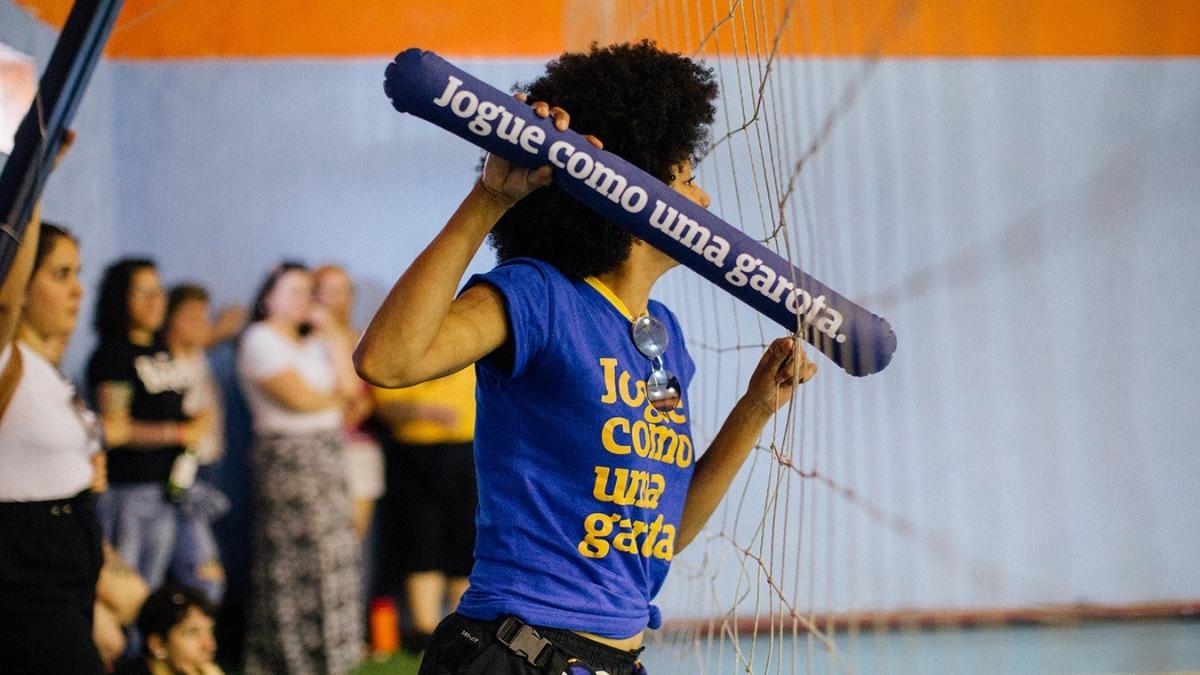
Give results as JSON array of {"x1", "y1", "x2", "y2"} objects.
[{"x1": 561, "y1": 1, "x2": 1194, "y2": 673}]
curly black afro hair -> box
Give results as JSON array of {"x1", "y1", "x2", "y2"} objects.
[{"x1": 489, "y1": 40, "x2": 718, "y2": 278}]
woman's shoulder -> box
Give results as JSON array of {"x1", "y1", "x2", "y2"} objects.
[
  {"x1": 239, "y1": 321, "x2": 286, "y2": 348},
  {"x1": 236, "y1": 322, "x2": 289, "y2": 364},
  {"x1": 14, "y1": 341, "x2": 56, "y2": 371},
  {"x1": 89, "y1": 337, "x2": 133, "y2": 357},
  {"x1": 466, "y1": 257, "x2": 577, "y2": 309},
  {"x1": 86, "y1": 338, "x2": 138, "y2": 381},
  {"x1": 3, "y1": 341, "x2": 56, "y2": 383},
  {"x1": 485, "y1": 256, "x2": 562, "y2": 282}
]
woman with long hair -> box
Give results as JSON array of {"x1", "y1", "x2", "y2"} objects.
[
  {"x1": 0, "y1": 216, "x2": 106, "y2": 672},
  {"x1": 87, "y1": 258, "x2": 213, "y2": 591},
  {"x1": 238, "y1": 261, "x2": 363, "y2": 674}
]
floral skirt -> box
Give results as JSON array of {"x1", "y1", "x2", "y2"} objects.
[{"x1": 244, "y1": 430, "x2": 363, "y2": 675}]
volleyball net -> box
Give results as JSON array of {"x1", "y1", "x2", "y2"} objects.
[{"x1": 559, "y1": 1, "x2": 1199, "y2": 673}]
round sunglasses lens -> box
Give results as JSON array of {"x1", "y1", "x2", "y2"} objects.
[
  {"x1": 631, "y1": 314, "x2": 669, "y2": 358},
  {"x1": 646, "y1": 367, "x2": 681, "y2": 412}
]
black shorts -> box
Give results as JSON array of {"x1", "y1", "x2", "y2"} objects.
[
  {"x1": 419, "y1": 613, "x2": 645, "y2": 675},
  {"x1": 379, "y1": 440, "x2": 477, "y2": 579},
  {"x1": 0, "y1": 491, "x2": 105, "y2": 673}
]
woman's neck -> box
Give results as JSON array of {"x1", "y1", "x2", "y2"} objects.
[
  {"x1": 168, "y1": 341, "x2": 201, "y2": 358},
  {"x1": 16, "y1": 325, "x2": 63, "y2": 365},
  {"x1": 128, "y1": 327, "x2": 154, "y2": 347},
  {"x1": 593, "y1": 243, "x2": 674, "y2": 318},
  {"x1": 265, "y1": 316, "x2": 301, "y2": 340},
  {"x1": 165, "y1": 330, "x2": 200, "y2": 358},
  {"x1": 592, "y1": 269, "x2": 653, "y2": 318}
]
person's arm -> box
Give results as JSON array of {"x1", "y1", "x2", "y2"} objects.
[
  {"x1": 374, "y1": 399, "x2": 458, "y2": 429},
  {"x1": 94, "y1": 380, "x2": 209, "y2": 449},
  {"x1": 354, "y1": 181, "x2": 528, "y2": 389},
  {"x1": 2, "y1": 132, "x2": 72, "y2": 347},
  {"x1": 204, "y1": 304, "x2": 247, "y2": 349},
  {"x1": 355, "y1": 100, "x2": 587, "y2": 388},
  {"x1": 309, "y1": 311, "x2": 363, "y2": 403},
  {"x1": 0, "y1": 203, "x2": 41, "y2": 347},
  {"x1": 344, "y1": 382, "x2": 375, "y2": 429},
  {"x1": 254, "y1": 369, "x2": 346, "y2": 413},
  {"x1": 675, "y1": 337, "x2": 817, "y2": 552},
  {"x1": 239, "y1": 320, "x2": 350, "y2": 413},
  {"x1": 96, "y1": 543, "x2": 149, "y2": 626}
]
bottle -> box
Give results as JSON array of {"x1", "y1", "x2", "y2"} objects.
[
  {"x1": 369, "y1": 597, "x2": 400, "y2": 658},
  {"x1": 166, "y1": 447, "x2": 199, "y2": 502}
]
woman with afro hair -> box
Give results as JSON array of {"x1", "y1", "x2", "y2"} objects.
[{"x1": 357, "y1": 41, "x2": 816, "y2": 674}]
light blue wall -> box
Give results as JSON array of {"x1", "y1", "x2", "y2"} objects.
[{"x1": 4, "y1": 2, "x2": 1198, "y2": 617}]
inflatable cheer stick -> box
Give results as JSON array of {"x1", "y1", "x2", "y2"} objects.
[{"x1": 384, "y1": 49, "x2": 896, "y2": 376}]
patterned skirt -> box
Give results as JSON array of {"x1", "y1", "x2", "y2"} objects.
[{"x1": 244, "y1": 429, "x2": 363, "y2": 675}]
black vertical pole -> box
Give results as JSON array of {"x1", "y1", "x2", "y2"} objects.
[{"x1": 0, "y1": 0, "x2": 125, "y2": 279}]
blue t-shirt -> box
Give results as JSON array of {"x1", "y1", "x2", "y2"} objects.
[{"x1": 456, "y1": 258, "x2": 697, "y2": 638}]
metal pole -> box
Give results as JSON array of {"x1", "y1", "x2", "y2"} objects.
[{"x1": 0, "y1": 0, "x2": 125, "y2": 279}]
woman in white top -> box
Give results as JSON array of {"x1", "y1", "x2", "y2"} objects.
[
  {"x1": 0, "y1": 216, "x2": 107, "y2": 673},
  {"x1": 237, "y1": 261, "x2": 364, "y2": 675}
]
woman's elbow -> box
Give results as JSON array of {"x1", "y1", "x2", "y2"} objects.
[{"x1": 353, "y1": 343, "x2": 406, "y2": 389}]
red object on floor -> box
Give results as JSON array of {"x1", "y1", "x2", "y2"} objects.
[{"x1": 369, "y1": 597, "x2": 400, "y2": 655}]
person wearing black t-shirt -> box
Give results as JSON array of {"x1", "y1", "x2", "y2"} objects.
[{"x1": 87, "y1": 259, "x2": 213, "y2": 591}]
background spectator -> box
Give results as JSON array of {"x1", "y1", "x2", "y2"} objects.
[
  {"x1": 115, "y1": 584, "x2": 223, "y2": 675},
  {"x1": 236, "y1": 261, "x2": 363, "y2": 674},
  {"x1": 93, "y1": 542, "x2": 150, "y2": 668},
  {"x1": 0, "y1": 215, "x2": 106, "y2": 673},
  {"x1": 162, "y1": 284, "x2": 241, "y2": 604},
  {"x1": 371, "y1": 366, "x2": 477, "y2": 653},
  {"x1": 87, "y1": 259, "x2": 213, "y2": 592},
  {"x1": 314, "y1": 264, "x2": 384, "y2": 543}
]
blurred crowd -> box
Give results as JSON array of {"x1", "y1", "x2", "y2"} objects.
[{"x1": 0, "y1": 211, "x2": 476, "y2": 674}]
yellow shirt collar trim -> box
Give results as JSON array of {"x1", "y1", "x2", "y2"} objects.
[{"x1": 583, "y1": 276, "x2": 634, "y2": 322}]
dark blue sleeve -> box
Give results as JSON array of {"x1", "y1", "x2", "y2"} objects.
[{"x1": 463, "y1": 259, "x2": 554, "y2": 379}]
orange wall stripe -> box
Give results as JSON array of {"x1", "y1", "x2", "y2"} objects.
[{"x1": 15, "y1": 0, "x2": 1200, "y2": 59}]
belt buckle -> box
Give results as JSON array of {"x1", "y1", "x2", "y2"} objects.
[{"x1": 496, "y1": 616, "x2": 553, "y2": 666}]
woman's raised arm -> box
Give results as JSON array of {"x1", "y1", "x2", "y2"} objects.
[{"x1": 355, "y1": 100, "x2": 587, "y2": 388}]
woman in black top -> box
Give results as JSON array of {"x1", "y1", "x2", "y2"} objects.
[{"x1": 87, "y1": 258, "x2": 213, "y2": 590}]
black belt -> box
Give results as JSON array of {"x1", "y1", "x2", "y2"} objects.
[
  {"x1": 0, "y1": 490, "x2": 95, "y2": 517},
  {"x1": 495, "y1": 616, "x2": 646, "y2": 675},
  {"x1": 497, "y1": 616, "x2": 566, "y2": 672}
]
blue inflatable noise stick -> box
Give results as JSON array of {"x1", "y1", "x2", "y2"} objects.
[{"x1": 384, "y1": 48, "x2": 897, "y2": 377}]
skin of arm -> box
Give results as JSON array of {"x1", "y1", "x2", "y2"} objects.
[
  {"x1": 94, "y1": 380, "x2": 211, "y2": 449},
  {"x1": 0, "y1": 204, "x2": 42, "y2": 348},
  {"x1": 254, "y1": 369, "x2": 345, "y2": 413},
  {"x1": 353, "y1": 185, "x2": 517, "y2": 389},
  {"x1": 343, "y1": 383, "x2": 374, "y2": 429},
  {"x1": 322, "y1": 327, "x2": 365, "y2": 402},
  {"x1": 675, "y1": 337, "x2": 817, "y2": 552},
  {"x1": 2, "y1": 134, "x2": 72, "y2": 347},
  {"x1": 249, "y1": 312, "x2": 363, "y2": 414},
  {"x1": 355, "y1": 99, "x2": 578, "y2": 389},
  {"x1": 204, "y1": 304, "x2": 247, "y2": 349},
  {"x1": 374, "y1": 399, "x2": 458, "y2": 429}
]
